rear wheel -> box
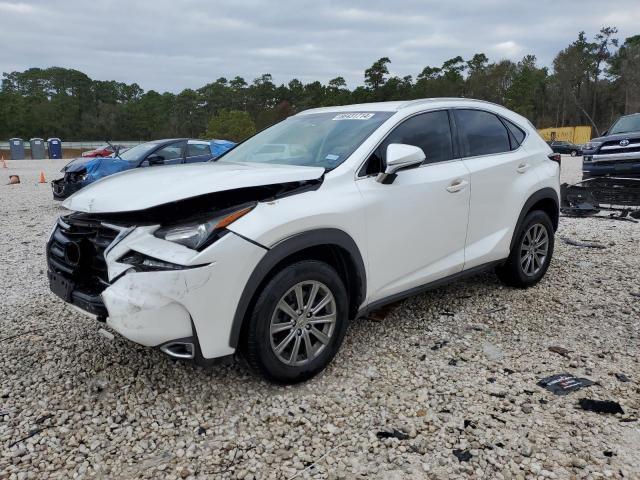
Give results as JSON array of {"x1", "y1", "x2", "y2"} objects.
[
  {"x1": 243, "y1": 260, "x2": 349, "y2": 383},
  {"x1": 497, "y1": 210, "x2": 554, "y2": 288}
]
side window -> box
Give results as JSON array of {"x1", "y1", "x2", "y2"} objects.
[
  {"x1": 361, "y1": 110, "x2": 453, "y2": 175},
  {"x1": 502, "y1": 118, "x2": 526, "y2": 149},
  {"x1": 153, "y1": 142, "x2": 184, "y2": 160},
  {"x1": 454, "y1": 109, "x2": 511, "y2": 157},
  {"x1": 187, "y1": 143, "x2": 210, "y2": 157}
]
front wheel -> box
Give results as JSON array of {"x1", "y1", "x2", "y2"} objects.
[
  {"x1": 243, "y1": 260, "x2": 349, "y2": 383},
  {"x1": 497, "y1": 210, "x2": 555, "y2": 288},
  {"x1": 570, "y1": 150, "x2": 577, "y2": 157}
]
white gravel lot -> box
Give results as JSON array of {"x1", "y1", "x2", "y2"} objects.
[{"x1": 1, "y1": 157, "x2": 639, "y2": 479}]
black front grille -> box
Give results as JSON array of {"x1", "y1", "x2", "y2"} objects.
[{"x1": 47, "y1": 215, "x2": 120, "y2": 294}]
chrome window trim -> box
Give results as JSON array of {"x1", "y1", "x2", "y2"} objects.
[{"x1": 354, "y1": 106, "x2": 529, "y2": 179}]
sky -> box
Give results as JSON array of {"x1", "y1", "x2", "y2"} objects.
[{"x1": 1, "y1": 0, "x2": 639, "y2": 93}]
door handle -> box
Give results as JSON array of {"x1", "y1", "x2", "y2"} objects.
[
  {"x1": 517, "y1": 162, "x2": 530, "y2": 173},
  {"x1": 446, "y1": 179, "x2": 468, "y2": 193}
]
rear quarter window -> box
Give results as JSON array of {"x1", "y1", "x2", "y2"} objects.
[{"x1": 501, "y1": 118, "x2": 526, "y2": 149}]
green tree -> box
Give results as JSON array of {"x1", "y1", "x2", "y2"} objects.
[
  {"x1": 364, "y1": 57, "x2": 391, "y2": 91},
  {"x1": 204, "y1": 109, "x2": 256, "y2": 142}
]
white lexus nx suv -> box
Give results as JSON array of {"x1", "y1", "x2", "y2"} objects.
[{"x1": 47, "y1": 98, "x2": 560, "y2": 383}]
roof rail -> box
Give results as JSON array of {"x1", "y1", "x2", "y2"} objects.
[{"x1": 397, "y1": 97, "x2": 504, "y2": 110}]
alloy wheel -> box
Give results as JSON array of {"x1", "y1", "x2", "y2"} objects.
[
  {"x1": 520, "y1": 223, "x2": 549, "y2": 277},
  {"x1": 269, "y1": 280, "x2": 337, "y2": 366}
]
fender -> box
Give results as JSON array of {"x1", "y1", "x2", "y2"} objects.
[
  {"x1": 509, "y1": 187, "x2": 559, "y2": 252},
  {"x1": 228, "y1": 228, "x2": 366, "y2": 349}
]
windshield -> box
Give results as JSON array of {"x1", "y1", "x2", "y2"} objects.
[
  {"x1": 118, "y1": 142, "x2": 161, "y2": 162},
  {"x1": 609, "y1": 115, "x2": 640, "y2": 135},
  {"x1": 217, "y1": 111, "x2": 393, "y2": 169}
]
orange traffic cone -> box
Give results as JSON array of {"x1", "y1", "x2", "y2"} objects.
[{"x1": 39, "y1": 171, "x2": 46, "y2": 183}]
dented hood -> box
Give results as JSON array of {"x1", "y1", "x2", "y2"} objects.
[{"x1": 62, "y1": 162, "x2": 325, "y2": 213}]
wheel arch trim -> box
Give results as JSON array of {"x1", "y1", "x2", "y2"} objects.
[
  {"x1": 228, "y1": 228, "x2": 366, "y2": 349},
  {"x1": 509, "y1": 187, "x2": 559, "y2": 252}
]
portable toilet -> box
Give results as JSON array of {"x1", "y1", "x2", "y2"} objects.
[
  {"x1": 30, "y1": 138, "x2": 46, "y2": 159},
  {"x1": 47, "y1": 138, "x2": 62, "y2": 159},
  {"x1": 9, "y1": 138, "x2": 25, "y2": 160}
]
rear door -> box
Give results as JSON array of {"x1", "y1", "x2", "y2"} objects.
[
  {"x1": 185, "y1": 141, "x2": 215, "y2": 163},
  {"x1": 454, "y1": 109, "x2": 537, "y2": 268},
  {"x1": 356, "y1": 110, "x2": 471, "y2": 302}
]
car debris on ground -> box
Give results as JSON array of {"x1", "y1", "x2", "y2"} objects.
[
  {"x1": 561, "y1": 237, "x2": 608, "y2": 249},
  {"x1": 537, "y1": 373, "x2": 595, "y2": 395},
  {"x1": 578, "y1": 399, "x2": 625, "y2": 415},
  {"x1": 561, "y1": 177, "x2": 640, "y2": 222}
]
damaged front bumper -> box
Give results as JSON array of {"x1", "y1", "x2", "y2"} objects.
[{"x1": 47, "y1": 217, "x2": 267, "y2": 362}]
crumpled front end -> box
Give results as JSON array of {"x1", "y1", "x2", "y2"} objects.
[
  {"x1": 51, "y1": 173, "x2": 91, "y2": 199},
  {"x1": 51, "y1": 157, "x2": 134, "y2": 200},
  {"x1": 46, "y1": 213, "x2": 267, "y2": 361}
]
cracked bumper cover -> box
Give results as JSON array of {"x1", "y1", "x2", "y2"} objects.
[{"x1": 102, "y1": 231, "x2": 267, "y2": 359}]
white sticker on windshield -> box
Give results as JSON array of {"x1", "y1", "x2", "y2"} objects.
[
  {"x1": 332, "y1": 113, "x2": 375, "y2": 121},
  {"x1": 325, "y1": 154, "x2": 340, "y2": 161}
]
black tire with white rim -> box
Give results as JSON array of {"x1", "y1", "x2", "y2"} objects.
[
  {"x1": 571, "y1": 150, "x2": 577, "y2": 157},
  {"x1": 496, "y1": 210, "x2": 554, "y2": 288},
  {"x1": 243, "y1": 260, "x2": 349, "y2": 383}
]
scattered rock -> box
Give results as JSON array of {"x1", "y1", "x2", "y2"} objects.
[
  {"x1": 431, "y1": 340, "x2": 449, "y2": 351},
  {"x1": 453, "y1": 449, "x2": 473, "y2": 462},
  {"x1": 482, "y1": 343, "x2": 504, "y2": 361},
  {"x1": 548, "y1": 346, "x2": 571, "y2": 357}
]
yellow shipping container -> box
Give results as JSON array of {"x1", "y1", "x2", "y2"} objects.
[{"x1": 537, "y1": 126, "x2": 592, "y2": 145}]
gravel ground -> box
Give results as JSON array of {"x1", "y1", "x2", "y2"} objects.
[{"x1": 1, "y1": 157, "x2": 639, "y2": 479}]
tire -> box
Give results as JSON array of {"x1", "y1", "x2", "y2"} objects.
[
  {"x1": 496, "y1": 210, "x2": 555, "y2": 288},
  {"x1": 570, "y1": 150, "x2": 577, "y2": 157},
  {"x1": 243, "y1": 260, "x2": 349, "y2": 383}
]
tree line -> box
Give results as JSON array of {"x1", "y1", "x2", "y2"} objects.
[{"x1": 0, "y1": 27, "x2": 638, "y2": 142}]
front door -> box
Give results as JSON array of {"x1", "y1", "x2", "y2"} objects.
[{"x1": 356, "y1": 110, "x2": 470, "y2": 303}]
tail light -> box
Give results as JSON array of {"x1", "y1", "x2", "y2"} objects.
[{"x1": 548, "y1": 153, "x2": 561, "y2": 164}]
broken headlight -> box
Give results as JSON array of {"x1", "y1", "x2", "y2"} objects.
[
  {"x1": 154, "y1": 205, "x2": 254, "y2": 250},
  {"x1": 68, "y1": 171, "x2": 88, "y2": 182},
  {"x1": 119, "y1": 252, "x2": 186, "y2": 271}
]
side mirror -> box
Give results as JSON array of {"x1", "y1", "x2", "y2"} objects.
[
  {"x1": 376, "y1": 143, "x2": 426, "y2": 184},
  {"x1": 146, "y1": 154, "x2": 164, "y2": 166}
]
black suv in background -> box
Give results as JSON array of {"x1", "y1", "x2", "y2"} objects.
[
  {"x1": 582, "y1": 113, "x2": 640, "y2": 178},
  {"x1": 548, "y1": 140, "x2": 582, "y2": 157}
]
